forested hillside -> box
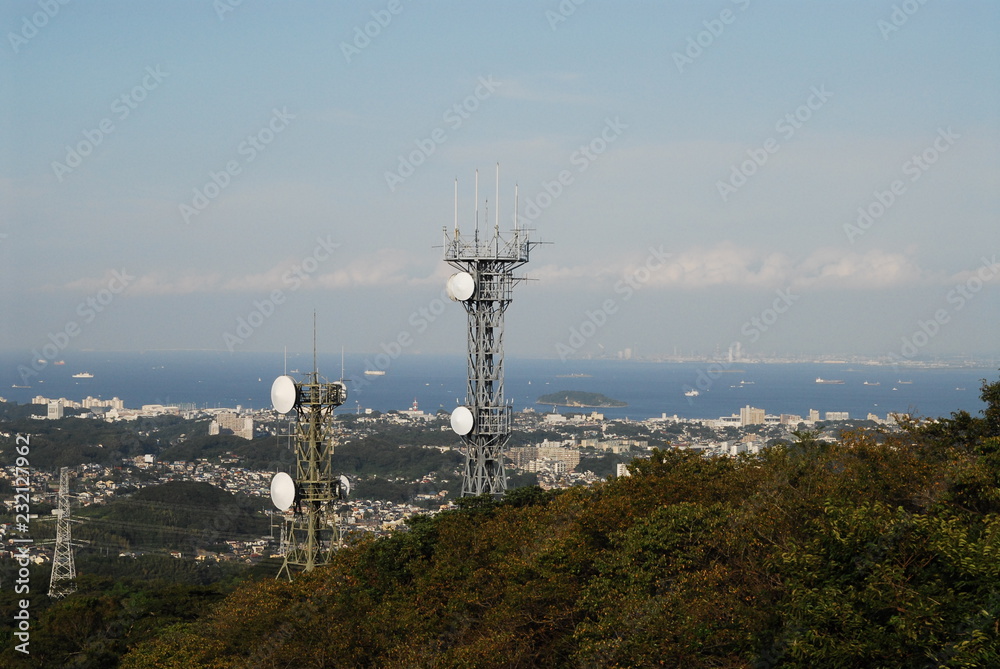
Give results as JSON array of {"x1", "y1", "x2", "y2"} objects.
[{"x1": 111, "y1": 379, "x2": 1000, "y2": 668}]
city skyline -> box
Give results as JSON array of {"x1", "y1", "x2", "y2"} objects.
[{"x1": 2, "y1": 2, "x2": 998, "y2": 362}]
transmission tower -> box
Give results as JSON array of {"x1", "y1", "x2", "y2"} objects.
[
  {"x1": 270, "y1": 336, "x2": 349, "y2": 581},
  {"x1": 445, "y1": 167, "x2": 540, "y2": 497},
  {"x1": 48, "y1": 467, "x2": 77, "y2": 599}
]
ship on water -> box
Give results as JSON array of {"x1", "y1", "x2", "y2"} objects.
[
  {"x1": 72, "y1": 372, "x2": 94, "y2": 378},
  {"x1": 364, "y1": 370, "x2": 386, "y2": 376},
  {"x1": 815, "y1": 377, "x2": 844, "y2": 384}
]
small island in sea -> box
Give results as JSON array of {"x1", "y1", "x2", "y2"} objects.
[{"x1": 536, "y1": 390, "x2": 627, "y2": 409}]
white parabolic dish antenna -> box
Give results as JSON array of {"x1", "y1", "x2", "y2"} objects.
[
  {"x1": 271, "y1": 375, "x2": 298, "y2": 414},
  {"x1": 451, "y1": 405, "x2": 474, "y2": 435},
  {"x1": 338, "y1": 474, "x2": 351, "y2": 499},
  {"x1": 446, "y1": 271, "x2": 475, "y2": 301},
  {"x1": 270, "y1": 472, "x2": 295, "y2": 511}
]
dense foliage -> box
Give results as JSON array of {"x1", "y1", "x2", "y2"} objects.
[
  {"x1": 74, "y1": 481, "x2": 270, "y2": 553},
  {"x1": 108, "y1": 379, "x2": 1000, "y2": 668},
  {"x1": 0, "y1": 413, "x2": 150, "y2": 468},
  {"x1": 0, "y1": 566, "x2": 246, "y2": 668},
  {"x1": 332, "y1": 436, "x2": 462, "y2": 481}
]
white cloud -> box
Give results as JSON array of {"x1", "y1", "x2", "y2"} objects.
[
  {"x1": 43, "y1": 242, "x2": 990, "y2": 298},
  {"x1": 536, "y1": 243, "x2": 933, "y2": 290},
  {"x1": 49, "y1": 248, "x2": 438, "y2": 296}
]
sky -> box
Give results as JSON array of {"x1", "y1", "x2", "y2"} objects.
[{"x1": 1, "y1": 1, "x2": 998, "y2": 364}]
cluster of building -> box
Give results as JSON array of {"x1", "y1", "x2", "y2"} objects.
[
  {"x1": 655, "y1": 405, "x2": 894, "y2": 429},
  {"x1": 30, "y1": 394, "x2": 125, "y2": 420},
  {"x1": 25, "y1": 394, "x2": 265, "y2": 441},
  {"x1": 508, "y1": 437, "x2": 647, "y2": 476},
  {"x1": 28, "y1": 394, "x2": 188, "y2": 421}
]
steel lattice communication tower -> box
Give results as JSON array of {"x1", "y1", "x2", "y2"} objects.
[
  {"x1": 48, "y1": 467, "x2": 77, "y2": 599},
  {"x1": 271, "y1": 350, "x2": 348, "y2": 581},
  {"x1": 445, "y1": 168, "x2": 540, "y2": 497}
]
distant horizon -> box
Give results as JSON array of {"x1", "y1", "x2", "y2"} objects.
[{"x1": 3, "y1": 347, "x2": 1000, "y2": 365}]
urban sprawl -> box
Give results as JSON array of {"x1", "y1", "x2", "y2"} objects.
[{"x1": 1, "y1": 393, "x2": 903, "y2": 567}]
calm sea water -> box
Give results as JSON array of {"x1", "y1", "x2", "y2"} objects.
[{"x1": 2, "y1": 351, "x2": 995, "y2": 421}]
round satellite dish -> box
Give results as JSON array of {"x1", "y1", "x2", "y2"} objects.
[
  {"x1": 451, "y1": 406, "x2": 474, "y2": 435},
  {"x1": 333, "y1": 381, "x2": 348, "y2": 403},
  {"x1": 270, "y1": 472, "x2": 295, "y2": 511},
  {"x1": 271, "y1": 375, "x2": 298, "y2": 413},
  {"x1": 338, "y1": 474, "x2": 351, "y2": 499},
  {"x1": 446, "y1": 272, "x2": 475, "y2": 301}
]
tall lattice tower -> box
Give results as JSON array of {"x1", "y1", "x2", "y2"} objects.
[
  {"x1": 445, "y1": 168, "x2": 540, "y2": 497},
  {"x1": 48, "y1": 467, "x2": 77, "y2": 599},
  {"x1": 270, "y1": 349, "x2": 348, "y2": 581}
]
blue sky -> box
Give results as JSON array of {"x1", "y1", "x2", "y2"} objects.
[{"x1": 1, "y1": 1, "x2": 998, "y2": 362}]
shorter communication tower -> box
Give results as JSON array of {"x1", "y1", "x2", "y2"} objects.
[
  {"x1": 270, "y1": 352, "x2": 349, "y2": 581},
  {"x1": 48, "y1": 467, "x2": 77, "y2": 599}
]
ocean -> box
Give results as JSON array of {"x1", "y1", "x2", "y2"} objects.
[{"x1": 2, "y1": 351, "x2": 996, "y2": 422}]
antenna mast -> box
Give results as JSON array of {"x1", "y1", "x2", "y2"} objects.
[
  {"x1": 442, "y1": 166, "x2": 541, "y2": 497},
  {"x1": 271, "y1": 321, "x2": 349, "y2": 581}
]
